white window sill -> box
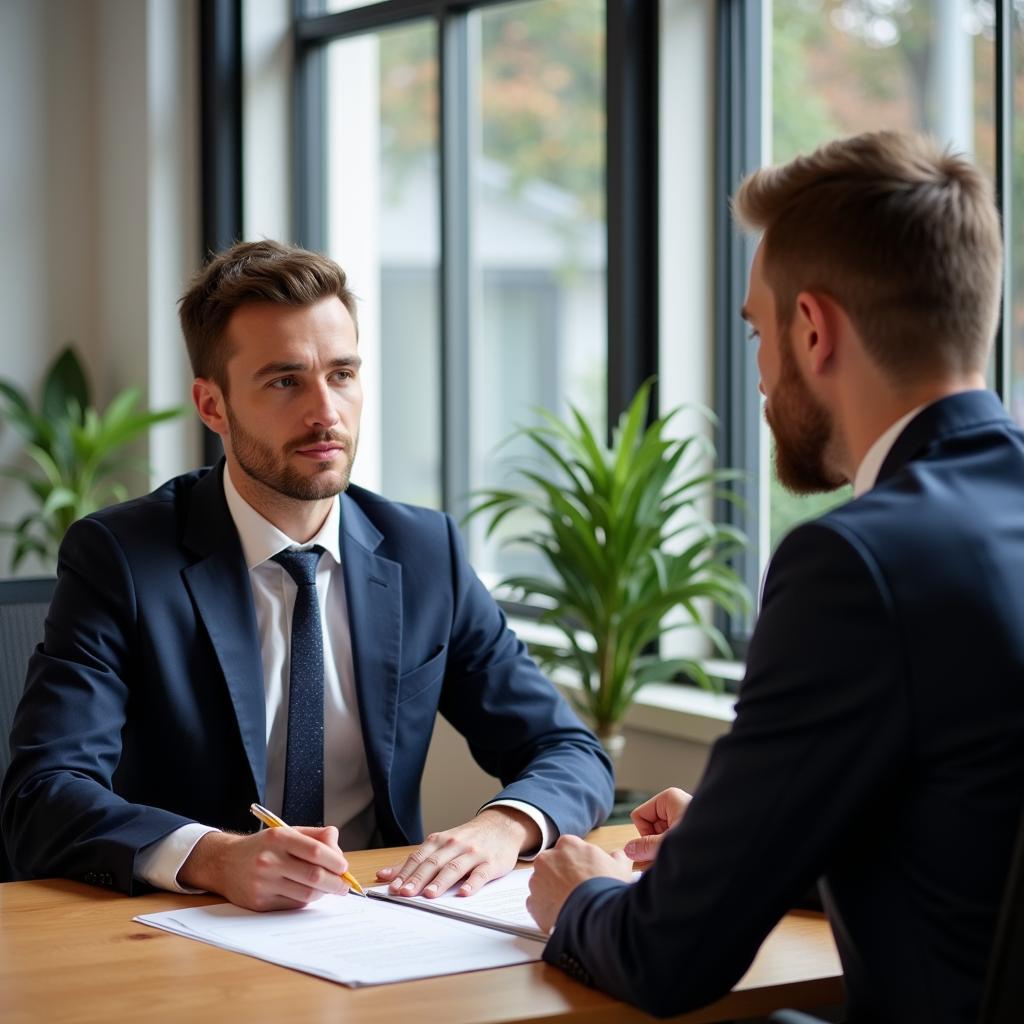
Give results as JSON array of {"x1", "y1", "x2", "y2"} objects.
[{"x1": 510, "y1": 616, "x2": 740, "y2": 746}]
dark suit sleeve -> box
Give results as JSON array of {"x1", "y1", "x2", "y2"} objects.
[
  {"x1": 436, "y1": 514, "x2": 614, "y2": 838},
  {"x1": 543, "y1": 521, "x2": 910, "y2": 1017},
  {"x1": 1, "y1": 517, "x2": 195, "y2": 893}
]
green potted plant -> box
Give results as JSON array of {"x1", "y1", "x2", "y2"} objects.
[
  {"x1": 468, "y1": 380, "x2": 750, "y2": 763},
  {"x1": 0, "y1": 346, "x2": 185, "y2": 571}
]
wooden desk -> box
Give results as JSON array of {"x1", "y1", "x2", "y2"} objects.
[{"x1": 0, "y1": 825, "x2": 842, "y2": 1023}]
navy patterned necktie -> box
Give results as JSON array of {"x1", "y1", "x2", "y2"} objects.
[{"x1": 273, "y1": 546, "x2": 326, "y2": 826}]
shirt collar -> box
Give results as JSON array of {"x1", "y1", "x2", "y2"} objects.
[
  {"x1": 852, "y1": 402, "x2": 929, "y2": 497},
  {"x1": 222, "y1": 466, "x2": 343, "y2": 570}
]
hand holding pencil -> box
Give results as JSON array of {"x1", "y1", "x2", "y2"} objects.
[
  {"x1": 250, "y1": 803, "x2": 366, "y2": 896},
  {"x1": 177, "y1": 805, "x2": 361, "y2": 912}
]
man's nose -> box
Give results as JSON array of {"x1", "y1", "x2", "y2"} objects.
[{"x1": 305, "y1": 382, "x2": 340, "y2": 427}]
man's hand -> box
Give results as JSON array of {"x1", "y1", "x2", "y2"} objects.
[
  {"x1": 375, "y1": 806, "x2": 541, "y2": 898},
  {"x1": 178, "y1": 826, "x2": 351, "y2": 911},
  {"x1": 526, "y1": 835, "x2": 633, "y2": 933},
  {"x1": 623, "y1": 787, "x2": 692, "y2": 864}
]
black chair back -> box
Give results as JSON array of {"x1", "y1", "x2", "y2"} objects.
[
  {"x1": 772, "y1": 806, "x2": 1024, "y2": 1024},
  {"x1": 0, "y1": 576, "x2": 56, "y2": 881},
  {"x1": 979, "y1": 808, "x2": 1024, "y2": 1024}
]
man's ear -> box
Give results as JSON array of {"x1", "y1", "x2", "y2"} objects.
[
  {"x1": 192, "y1": 378, "x2": 228, "y2": 437},
  {"x1": 792, "y1": 291, "x2": 837, "y2": 376}
]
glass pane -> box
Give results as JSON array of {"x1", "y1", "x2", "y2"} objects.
[
  {"x1": 769, "y1": 0, "x2": 996, "y2": 544},
  {"x1": 469, "y1": 0, "x2": 607, "y2": 579},
  {"x1": 324, "y1": 22, "x2": 441, "y2": 508}
]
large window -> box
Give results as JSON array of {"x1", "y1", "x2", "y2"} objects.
[
  {"x1": 267, "y1": 0, "x2": 1021, "y2": 660},
  {"x1": 462, "y1": 0, "x2": 606, "y2": 577},
  {"x1": 294, "y1": 0, "x2": 624, "y2": 581}
]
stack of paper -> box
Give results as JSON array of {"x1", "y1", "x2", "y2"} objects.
[{"x1": 135, "y1": 867, "x2": 546, "y2": 987}]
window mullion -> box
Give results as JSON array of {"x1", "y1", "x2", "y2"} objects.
[
  {"x1": 714, "y1": 0, "x2": 763, "y2": 650},
  {"x1": 439, "y1": 9, "x2": 475, "y2": 520},
  {"x1": 292, "y1": 0, "x2": 327, "y2": 251},
  {"x1": 994, "y1": 0, "x2": 1014, "y2": 405},
  {"x1": 200, "y1": 0, "x2": 244, "y2": 467},
  {"x1": 606, "y1": 0, "x2": 659, "y2": 436}
]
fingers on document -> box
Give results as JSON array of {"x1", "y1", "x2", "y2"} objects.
[
  {"x1": 385, "y1": 834, "x2": 478, "y2": 897},
  {"x1": 423, "y1": 860, "x2": 493, "y2": 899}
]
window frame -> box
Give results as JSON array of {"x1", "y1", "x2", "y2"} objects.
[
  {"x1": 199, "y1": 0, "x2": 245, "y2": 467},
  {"x1": 208, "y1": 0, "x2": 1018, "y2": 669}
]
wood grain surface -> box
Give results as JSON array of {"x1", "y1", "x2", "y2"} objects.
[{"x1": 0, "y1": 824, "x2": 842, "y2": 1023}]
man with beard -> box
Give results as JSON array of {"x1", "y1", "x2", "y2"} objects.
[
  {"x1": 526, "y1": 131, "x2": 1024, "y2": 1024},
  {"x1": 1, "y1": 240, "x2": 613, "y2": 909}
]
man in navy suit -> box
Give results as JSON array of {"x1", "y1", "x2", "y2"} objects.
[
  {"x1": 1, "y1": 240, "x2": 612, "y2": 909},
  {"x1": 527, "y1": 131, "x2": 1024, "y2": 1023}
]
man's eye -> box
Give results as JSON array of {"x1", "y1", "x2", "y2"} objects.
[
  {"x1": 270, "y1": 377, "x2": 298, "y2": 389},
  {"x1": 332, "y1": 369, "x2": 355, "y2": 381}
]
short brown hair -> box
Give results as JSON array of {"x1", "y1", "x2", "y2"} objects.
[
  {"x1": 178, "y1": 239, "x2": 358, "y2": 389},
  {"x1": 733, "y1": 131, "x2": 1002, "y2": 380}
]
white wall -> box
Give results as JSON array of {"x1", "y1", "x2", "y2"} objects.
[
  {"x1": 0, "y1": 0, "x2": 200, "y2": 577},
  {"x1": 0, "y1": 1, "x2": 99, "y2": 574}
]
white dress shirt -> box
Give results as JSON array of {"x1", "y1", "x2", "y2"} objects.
[{"x1": 135, "y1": 471, "x2": 551, "y2": 892}]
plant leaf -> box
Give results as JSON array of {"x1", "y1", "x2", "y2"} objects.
[
  {"x1": 42, "y1": 346, "x2": 90, "y2": 424},
  {"x1": 0, "y1": 380, "x2": 54, "y2": 447},
  {"x1": 40, "y1": 486, "x2": 79, "y2": 519}
]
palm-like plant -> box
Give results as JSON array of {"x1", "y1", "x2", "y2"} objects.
[
  {"x1": 468, "y1": 381, "x2": 750, "y2": 744},
  {"x1": 0, "y1": 346, "x2": 185, "y2": 570}
]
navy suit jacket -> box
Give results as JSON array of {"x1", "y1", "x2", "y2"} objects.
[
  {"x1": 545, "y1": 391, "x2": 1024, "y2": 1023},
  {"x1": 1, "y1": 462, "x2": 612, "y2": 893}
]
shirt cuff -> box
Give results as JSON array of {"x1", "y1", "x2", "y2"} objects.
[
  {"x1": 134, "y1": 824, "x2": 220, "y2": 893},
  {"x1": 482, "y1": 799, "x2": 556, "y2": 859}
]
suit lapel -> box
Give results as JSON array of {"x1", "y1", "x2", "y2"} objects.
[
  {"x1": 340, "y1": 493, "x2": 403, "y2": 826},
  {"x1": 181, "y1": 462, "x2": 267, "y2": 800}
]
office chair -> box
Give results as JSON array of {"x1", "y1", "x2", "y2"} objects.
[
  {"x1": 770, "y1": 808, "x2": 1024, "y2": 1024},
  {"x1": 0, "y1": 576, "x2": 56, "y2": 882},
  {"x1": 977, "y1": 805, "x2": 1024, "y2": 1024}
]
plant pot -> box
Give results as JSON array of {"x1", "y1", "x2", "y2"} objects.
[{"x1": 596, "y1": 723, "x2": 626, "y2": 766}]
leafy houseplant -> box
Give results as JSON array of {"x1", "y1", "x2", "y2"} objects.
[
  {"x1": 468, "y1": 381, "x2": 750, "y2": 759},
  {"x1": 0, "y1": 346, "x2": 185, "y2": 571}
]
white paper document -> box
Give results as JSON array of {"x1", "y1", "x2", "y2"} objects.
[
  {"x1": 134, "y1": 870, "x2": 546, "y2": 987},
  {"x1": 367, "y1": 865, "x2": 546, "y2": 940}
]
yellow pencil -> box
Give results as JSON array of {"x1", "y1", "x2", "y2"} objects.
[{"x1": 249, "y1": 802, "x2": 367, "y2": 897}]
